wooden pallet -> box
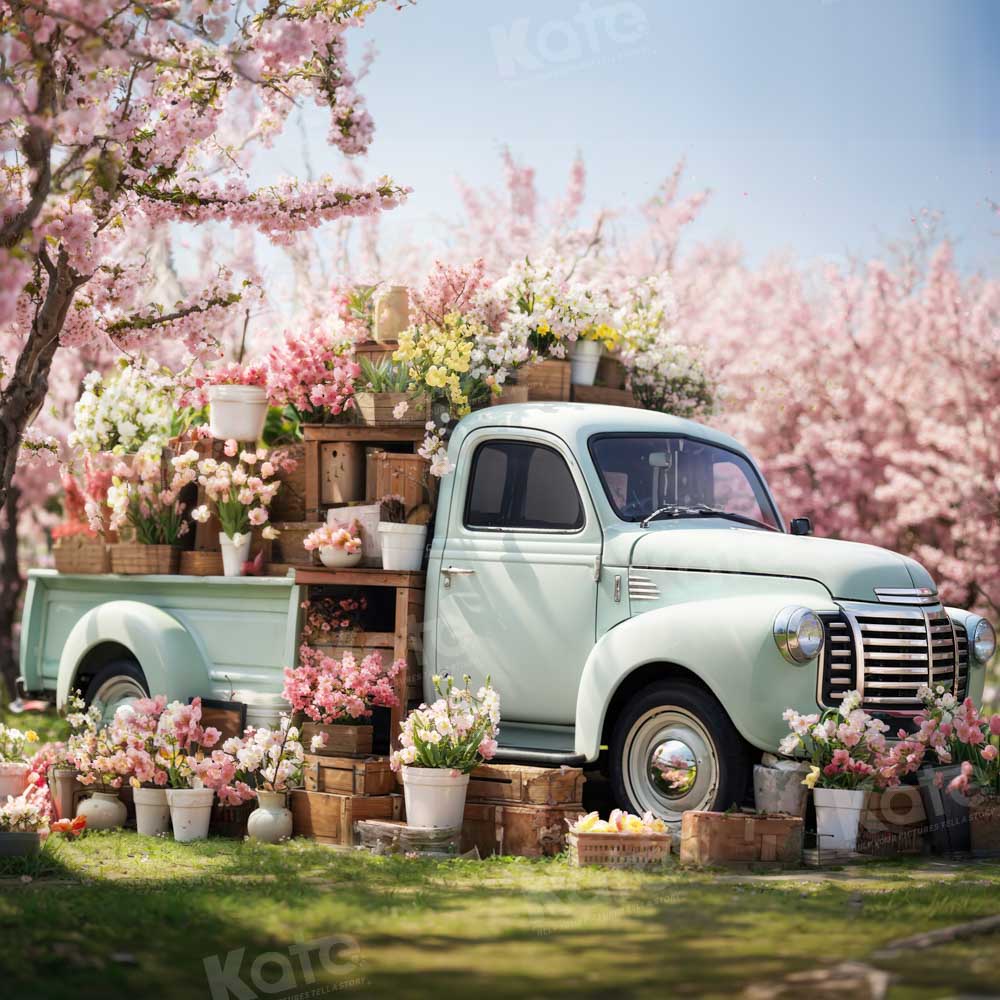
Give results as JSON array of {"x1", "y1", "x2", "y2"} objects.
[
  {"x1": 467, "y1": 763, "x2": 585, "y2": 807},
  {"x1": 290, "y1": 789, "x2": 402, "y2": 845},
  {"x1": 302, "y1": 755, "x2": 396, "y2": 796}
]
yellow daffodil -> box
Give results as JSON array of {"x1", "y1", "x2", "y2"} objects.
[
  {"x1": 802, "y1": 765, "x2": 821, "y2": 789},
  {"x1": 25, "y1": 730, "x2": 38, "y2": 743}
]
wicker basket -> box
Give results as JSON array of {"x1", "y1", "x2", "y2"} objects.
[
  {"x1": 353, "y1": 392, "x2": 429, "y2": 427},
  {"x1": 567, "y1": 830, "x2": 671, "y2": 868},
  {"x1": 110, "y1": 543, "x2": 180, "y2": 575},
  {"x1": 178, "y1": 550, "x2": 224, "y2": 576},
  {"x1": 53, "y1": 535, "x2": 110, "y2": 574}
]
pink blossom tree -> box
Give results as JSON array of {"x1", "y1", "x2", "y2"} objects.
[{"x1": 0, "y1": 0, "x2": 410, "y2": 514}]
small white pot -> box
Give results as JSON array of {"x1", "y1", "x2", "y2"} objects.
[
  {"x1": 247, "y1": 790, "x2": 293, "y2": 844},
  {"x1": 569, "y1": 339, "x2": 603, "y2": 386},
  {"x1": 0, "y1": 762, "x2": 30, "y2": 801},
  {"x1": 133, "y1": 786, "x2": 171, "y2": 837},
  {"x1": 402, "y1": 765, "x2": 470, "y2": 829},
  {"x1": 76, "y1": 790, "x2": 127, "y2": 831},
  {"x1": 166, "y1": 787, "x2": 216, "y2": 842},
  {"x1": 219, "y1": 531, "x2": 252, "y2": 577},
  {"x1": 378, "y1": 522, "x2": 427, "y2": 572},
  {"x1": 813, "y1": 787, "x2": 867, "y2": 852},
  {"x1": 318, "y1": 546, "x2": 363, "y2": 570},
  {"x1": 207, "y1": 384, "x2": 268, "y2": 443}
]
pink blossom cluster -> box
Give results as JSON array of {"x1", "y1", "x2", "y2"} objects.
[
  {"x1": 180, "y1": 362, "x2": 269, "y2": 408},
  {"x1": 300, "y1": 596, "x2": 369, "y2": 639},
  {"x1": 283, "y1": 646, "x2": 403, "y2": 725},
  {"x1": 303, "y1": 523, "x2": 362, "y2": 555},
  {"x1": 265, "y1": 327, "x2": 360, "y2": 421},
  {"x1": 193, "y1": 444, "x2": 281, "y2": 539},
  {"x1": 103, "y1": 449, "x2": 197, "y2": 544}
]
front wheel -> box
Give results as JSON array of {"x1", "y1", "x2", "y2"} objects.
[
  {"x1": 84, "y1": 659, "x2": 149, "y2": 724},
  {"x1": 609, "y1": 680, "x2": 751, "y2": 824}
]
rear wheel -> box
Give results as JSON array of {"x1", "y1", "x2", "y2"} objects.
[
  {"x1": 84, "y1": 660, "x2": 148, "y2": 724},
  {"x1": 610, "y1": 680, "x2": 750, "y2": 824}
]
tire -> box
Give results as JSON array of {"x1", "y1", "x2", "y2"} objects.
[
  {"x1": 609, "y1": 679, "x2": 750, "y2": 824},
  {"x1": 83, "y1": 659, "x2": 149, "y2": 724}
]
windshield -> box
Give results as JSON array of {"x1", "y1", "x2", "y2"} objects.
[{"x1": 589, "y1": 435, "x2": 781, "y2": 530}]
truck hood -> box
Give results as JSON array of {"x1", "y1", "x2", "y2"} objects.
[{"x1": 628, "y1": 526, "x2": 936, "y2": 602}]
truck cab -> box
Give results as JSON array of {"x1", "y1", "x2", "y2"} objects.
[{"x1": 425, "y1": 403, "x2": 993, "y2": 823}]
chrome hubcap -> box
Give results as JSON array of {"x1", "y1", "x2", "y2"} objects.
[
  {"x1": 624, "y1": 708, "x2": 719, "y2": 824},
  {"x1": 91, "y1": 676, "x2": 147, "y2": 724}
]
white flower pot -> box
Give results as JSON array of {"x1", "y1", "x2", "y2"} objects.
[
  {"x1": 207, "y1": 384, "x2": 268, "y2": 443},
  {"x1": 219, "y1": 531, "x2": 252, "y2": 577},
  {"x1": 0, "y1": 762, "x2": 30, "y2": 801},
  {"x1": 247, "y1": 790, "x2": 293, "y2": 844},
  {"x1": 318, "y1": 546, "x2": 363, "y2": 569},
  {"x1": 378, "y1": 522, "x2": 427, "y2": 572},
  {"x1": 76, "y1": 790, "x2": 127, "y2": 831},
  {"x1": 133, "y1": 786, "x2": 171, "y2": 837},
  {"x1": 166, "y1": 787, "x2": 216, "y2": 842},
  {"x1": 813, "y1": 787, "x2": 867, "y2": 852},
  {"x1": 569, "y1": 340, "x2": 603, "y2": 386},
  {"x1": 402, "y1": 765, "x2": 470, "y2": 829}
]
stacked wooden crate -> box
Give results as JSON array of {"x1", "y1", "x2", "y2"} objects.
[{"x1": 460, "y1": 763, "x2": 586, "y2": 858}]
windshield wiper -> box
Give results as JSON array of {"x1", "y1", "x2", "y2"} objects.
[{"x1": 640, "y1": 503, "x2": 779, "y2": 532}]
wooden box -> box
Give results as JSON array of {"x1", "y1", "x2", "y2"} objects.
[
  {"x1": 596, "y1": 354, "x2": 627, "y2": 391},
  {"x1": 490, "y1": 385, "x2": 530, "y2": 405},
  {"x1": 302, "y1": 754, "x2": 396, "y2": 796},
  {"x1": 570, "y1": 385, "x2": 638, "y2": 408},
  {"x1": 290, "y1": 789, "x2": 402, "y2": 845},
  {"x1": 354, "y1": 393, "x2": 429, "y2": 427},
  {"x1": 54, "y1": 535, "x2": 111, "y2": 574},
  {"x1": 300, "y1": 722, "x2": 373, "y2": 757},
  {"x1": 522, "y1": 359, "x2": 570, "y2": 401},
  {"x1": 857, "y1": 786, "x2": 927, "y2": 856},
  {"x1": 211, "y1": 799, "x2": 255, "y2": 839},
  {"x1": 461, "y1": 801, "x2": 579, "y2": 858},
  {"x1": 268, "y1": 442, "x2": 307, "y2": 524},
  {"x1": 179, "y1": 550, "x2": 224, "y2": 576},
  {"x1": 270, "y1": 521, "x2": 322, "y2": 567},
  {"x1": 365, "y1": 450, "x2": 429, "y2": 515},
  {"x1": 467, "y1": 763, "x2": 585, "y2": 807},
  {"x1": 568, "y1": 830, "x2": 670, "y2": 868},
  {"x1": 321, "y1": 441, "x2": 366, "y2": 505},
  {"x1": 679, "y1": 810, "x2": 804, "y2": 867}
]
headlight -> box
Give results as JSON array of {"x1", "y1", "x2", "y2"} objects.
[
  {"x1": 970, "y1": 617, "x2": 997, "y2": 664},
  {"x1": 773, "y1": 606, "x2": 825, "y2": 664}
]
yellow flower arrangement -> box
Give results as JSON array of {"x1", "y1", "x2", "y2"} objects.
[{"x1": 577, "y1": 322, "x2": 621, "y2": 352}]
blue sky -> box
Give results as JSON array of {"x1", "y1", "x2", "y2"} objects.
[{"x1": 261, "y1": 0, "x2": 1000, "y2": 273}]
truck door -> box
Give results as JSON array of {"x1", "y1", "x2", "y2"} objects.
[{"x1": 432, "y1": 428, "x2": 601, "y2": 725}]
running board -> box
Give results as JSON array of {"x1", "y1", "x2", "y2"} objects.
[{"x1": 492, "y1": 747, "x2": 587, "y2": 767}]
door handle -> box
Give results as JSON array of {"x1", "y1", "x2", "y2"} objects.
[{"x1": 442, "y1": 566, "x2": 475, "y2": 588}]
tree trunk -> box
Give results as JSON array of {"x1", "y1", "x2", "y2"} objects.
[
  {"x1": 0, "y1": 484, "x2": 23, "y2": 701},
  {"x1": 0, "y1": 246, "x2": 86, "y2": 512}
]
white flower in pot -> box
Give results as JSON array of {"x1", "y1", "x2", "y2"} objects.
[
  {"x1": 390, "y1": 675, "x2": 501, "y2": 830},
  {"x1": 303, "y1": 521, "x2": 363, "y2": 570}
]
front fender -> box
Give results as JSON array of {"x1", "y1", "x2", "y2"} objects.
[
  {"x1": 56, "y1": 600, "x2": 211, "y2": 709},
  {"x1": 575, "y1": 586, "x2": 837, "y2": 760}
]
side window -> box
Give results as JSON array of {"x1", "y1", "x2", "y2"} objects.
[{"x1": 464, "y1": 441, "x2": 584, "y2": 531}]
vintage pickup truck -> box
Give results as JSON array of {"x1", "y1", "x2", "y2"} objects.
[{"x1": 18, "y1": 403, "x2": 996, "y2": 822}]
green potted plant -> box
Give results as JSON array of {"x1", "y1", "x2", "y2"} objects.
[{"x1": 355, "y1": 356, "x2": 430, "y2": 426}]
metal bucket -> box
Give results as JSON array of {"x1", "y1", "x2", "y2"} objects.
[{"x1": 753, "y1": 763, "x2": 810, "y2": 817}]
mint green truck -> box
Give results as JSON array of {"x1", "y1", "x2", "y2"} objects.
[{"x1": 19, "y1": 403, "x2": 996, "y2": 823}]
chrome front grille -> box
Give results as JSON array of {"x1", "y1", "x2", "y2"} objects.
[{"x1": 819, "y1": 601, "x2": 969, "y2": 710}]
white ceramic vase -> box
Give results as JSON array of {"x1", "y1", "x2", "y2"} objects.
[
  {"x1": 568, "y1": 340, "x2": 603, "y2": 386},
  {"x1": 813, "y1": 787, "x2": 867, "y2": 852},
  {"x1": 319, "y1": 546, "x2": 363, "y2": 570},
  {"x1": 402, "y1": 765, "x2": 470, "y2": 829},
  {"x1": 247, "y1": 790, "x2": 293, "y2": 844},
  {"x1": 207, "y1": 384, "x2": 268, "y2": 443},
  {"x1": 133, "y1": 786, "x2": 171, "y2": 837},
  {"x1": 166, "y1": 787, "x2": 216, "y2": 842},
  {"x1": 76, "y1": 791, "x2": 127, "y2": 831},
  {"x1": 378, "y1": 522, "x2": 427, "y2": 572},
  {"x1": 219, "y1": 531, "x2": 252, "y2": 577},
  {"x1": 0, "y1": 762, "x2": 30, "y2": 801}
]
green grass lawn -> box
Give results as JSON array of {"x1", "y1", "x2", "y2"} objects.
[{"x1": 1, "y1": 834, "x2": 999, "y2": 1000}]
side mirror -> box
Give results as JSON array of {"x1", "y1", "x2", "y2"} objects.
[{"x1": 790, "y1": 517, "x2": 813, "y2": 537}]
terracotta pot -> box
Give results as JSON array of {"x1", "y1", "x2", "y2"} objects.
[{"x1": 0, "y1": 762, "x2": 30, "y2": 801}]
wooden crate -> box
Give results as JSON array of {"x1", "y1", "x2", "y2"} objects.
[
  {"x1": 211, "y1": 799, "x2": 255, "y2": 839},
  {"x1": 570, "y1": 385, "x2": 638, "y2": 408},
  {"x1": 290, "y1": 789, "x2": 402, "y2": 845},
  {"x1": 365, "y1": 450, "x2": 429, "y2": 515},
  {"x1": 467, "y1": 763, "x2": 585, "y2": 807},
  {"x1": 596, "y1": 354, "x2": 627, "y2": 390},
  {"x1": 461, "y1": 801, "x2": 579, "y2": 858},
  {"x1": 110, "y1": 543, "x2": 179, "y2": 575},
  {"x1": 522, "y1": 359, "x2": 570, "y2": 401},
  {"x1": 679, "y1": 810, "x2": 804, "y2": 867},
  {"x1": 320, "y1": 441, "x2": 366, "y2": 505},
  {"x1": 490, "y1": 385, "x2": 530, "y2": 405},
  {"x1": 270, "y1": 522, "x2": 322, "y2": 567},
  {"x1": 355, "y1": 340, "x2": 397, "y2": 366},
  {"x1": 300, "y1": 721, "x2": 373, "y2": 757},
  {"x1": 303, "y1": 755, "x2": 396, "y2": 796},
  {"x1": 857, "y1": 786, "x2": 927, "y2": 856},
  {"x1": 269, "y1": 442, "x2": 307, "y2": 524},
  {"x1": 54, "y1": 535, "x2": 111, "y2": 574},
  {"x1": 354, "y1": 393, "x2": 429, "y2": 427},
  {"x1": 568, "y1": 830, "x2": 670, "y2": 868}
]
